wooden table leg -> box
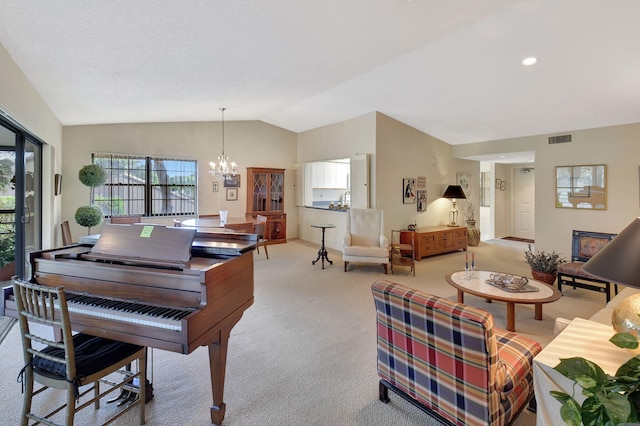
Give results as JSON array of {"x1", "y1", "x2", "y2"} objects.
[
  {"x1": 535, "y1": 303, "x2": 543, "y2": 320},
  {"x1": 457, "y1": 290, "x2": 464, "y2": 303},
  {"x1": 506, "y1": 302, "x2": 515, "y2": 332}
]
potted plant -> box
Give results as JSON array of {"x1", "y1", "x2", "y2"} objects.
[
  {"x1": 464, "y1": 196, "x2": 476, "y2": 228},
  {"x1": 551, "y1": 332, "x2": 640, "y2": 425},
  {"x1": 75, "y1": 164, "x2": 107, "y2": 234},
  {"x1": 0, "y1": 232, "x2": 15, "y2": 281},
  {"x1": 523, "y1": 243, "x2": 566, "y2": 285}
]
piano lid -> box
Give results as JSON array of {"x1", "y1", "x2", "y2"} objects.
[{"x1": 90, "y1": 224, "x2": 196, "y2": 264}]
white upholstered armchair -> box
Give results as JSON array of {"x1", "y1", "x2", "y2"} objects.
[{"x1": 343, "y1": 208, "x2": 389, "y2": 273}]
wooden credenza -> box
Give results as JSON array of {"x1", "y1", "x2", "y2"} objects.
[{"x1": 401, "y1": 226, "x2": 467, "y2": 260}]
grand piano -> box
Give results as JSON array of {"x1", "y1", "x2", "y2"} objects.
[{"x1": 2, "y1": 223, "x2": 256, "y2": 425}]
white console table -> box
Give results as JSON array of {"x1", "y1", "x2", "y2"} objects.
[{"x1": 533, "y1": 317, "x2": 631, "y2": 425}]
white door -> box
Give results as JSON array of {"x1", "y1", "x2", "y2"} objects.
[{"x1": 514, "y1": 168, "x2": 535, "y2": 240}]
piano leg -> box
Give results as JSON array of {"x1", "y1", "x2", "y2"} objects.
[{"x1": 208, "y1": 329, "x2": 230, "y2": 426}]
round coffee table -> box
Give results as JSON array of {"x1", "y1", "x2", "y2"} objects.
[{"x1": 446, "y1": 270, "x2": 561, "y2": 332}]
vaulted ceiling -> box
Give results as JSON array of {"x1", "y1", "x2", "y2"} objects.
[{"x1": 0, "y1": 0, "x2": 638, "y2": 149}]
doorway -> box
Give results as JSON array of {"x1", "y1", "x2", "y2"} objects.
[{"x1": 513, "y1": 167, "x2": 535, "y2": 241}]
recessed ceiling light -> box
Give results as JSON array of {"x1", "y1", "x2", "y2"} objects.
[{"x1": 522, "y1": 57, "x2": 538, "y2": 66}]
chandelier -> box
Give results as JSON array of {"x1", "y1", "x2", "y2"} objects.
[{"x1": 209, "y1": 107, "x2": 238, "y2": 180}]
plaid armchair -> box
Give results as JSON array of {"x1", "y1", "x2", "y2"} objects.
[{"x1": 371, "y1": 280, "x2": 541, "y2": 426}]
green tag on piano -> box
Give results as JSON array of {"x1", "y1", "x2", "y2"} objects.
[{"x1": 140, "y1": 225, "x2": 154, "y2": 238}]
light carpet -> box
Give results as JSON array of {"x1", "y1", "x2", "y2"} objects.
[{"x1": 0, "y1": 238, "x2": 608, "y2": 425}]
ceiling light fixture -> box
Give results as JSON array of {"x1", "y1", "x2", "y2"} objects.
[
  {"x1": 209, "y1": 107, "x2": 238, "y2": 181},
  {"x1": 522, "y1": 57, "x2": 538, "y2": 66}
]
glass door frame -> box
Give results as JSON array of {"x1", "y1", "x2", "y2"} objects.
[{"x1": 0, "y1": 114, "x2": 43, "y2": 279}]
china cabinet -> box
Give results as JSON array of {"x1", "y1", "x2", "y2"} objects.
[{"x1": 246, "y1": 167, "x2": 286, "y2": 244}]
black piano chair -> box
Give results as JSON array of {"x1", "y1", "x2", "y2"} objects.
[{"x1": 13, "y1": 278, "x2": 147, "y2": 426}]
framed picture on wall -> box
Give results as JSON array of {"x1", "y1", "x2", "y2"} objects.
[
  {"x1": 417, "y1": 190, "x2": 427, "y2": 212},
  {"x1": 456, "y1": 172, "x2": 471, "y2": 196},
  {"x1": 555, "y1": 164, "x2": 606, "y2": 209},
  {"x1": 212, "y1": 181, "x2": 219, "y2": 192},
  {"x1": 224, "y1": 175, "x2": 240, "y2": 188},
  {"x1": 500, "y1": 180, "x2": 506, "y2": 191},
  {"x1": 403, "y1": 178, "x2": 416, "y2": 204},
  {"x1": 495, "y1": 179, "x2": 502, "y2": 189},
  {"x1": 226, "y1": 188, "x2": 238, "y2": 201}
]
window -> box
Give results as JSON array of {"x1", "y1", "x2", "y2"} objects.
[
  {"x1": 92, "y1": 154, "x2": 197, "y2": 217},
  {"x1": 480, "y1": 171, "x2": 491, "y2": 207}
]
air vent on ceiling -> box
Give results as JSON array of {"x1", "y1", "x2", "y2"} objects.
[{"x1": 548, "y1": 134, "x2": 572, "y2": 144}]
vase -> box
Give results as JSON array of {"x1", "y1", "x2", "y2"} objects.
[
  {"x1": 467, "y1": 226, "x2": 480, "y2": 247},
  {"x1": 531, "y1": 269, "x2": 557, "y2": 285}
]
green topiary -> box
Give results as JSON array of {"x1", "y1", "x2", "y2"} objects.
[
  {"x1": 78, "y1": 164, "x2": 107, "y2": 188},
  {"x1": 75, "y1": 205, "x2": 103, "y2": 232}
]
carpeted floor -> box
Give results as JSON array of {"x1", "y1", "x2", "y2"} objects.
[
  {"x1": 0, "y1": 315, "x2": 15, "y2": 344},
  {"x1": 0, "y1": 238, "x2": 608, "y2": 425}
]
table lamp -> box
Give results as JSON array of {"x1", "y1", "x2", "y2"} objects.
[
  {"x1": 583, "y1": 217, "x2": 640, "y2": 335},
  {"x1": 442, "y1": 185, "x2": 467, "y2": 227}
]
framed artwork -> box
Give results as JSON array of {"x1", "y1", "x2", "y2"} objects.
[
  {"x1": 417, "y1": 190, "x2": 427, "y2": 212},
  {"x1": 212, "y1": 181, "x2": 219, "y2": 192},
  {"x1": 500, "y1": 181, "x2": 506, "y2": 191},
  {"x1": 555, "y1": 164, "x2": 607, "y2": 209},
  {"x1": 417, "y1": 176, "x2": 426, "y2": 189},
  {"x1": 226, "y1": 188, "x2": 238, "y2": 201},
  {"x1": 495, "y1": 179, "x2": 502, "y2": 189},
  {"x1": 224, "y1": 175, "x2": 240, "y2": 188},
  {"x1": 457, "y1": 172, "x2": 471, "y2": 196},
  {"x1": 403, "y1": 178, "x2": 416, "y2": 204},
  {"x1": 54, "y1": 174, "x2": 62, "y2": 196}
]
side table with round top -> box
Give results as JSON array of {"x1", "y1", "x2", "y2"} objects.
[{"x1": 311, "y1": 224, "x2": 335, "y2": 269}]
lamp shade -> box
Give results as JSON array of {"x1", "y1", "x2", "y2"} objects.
[
  {"x1": 442, "y1": 185, "x2": 467, "y2": 199},
  {"x1": 582, "y1": 217, "x2": 640, "y2": 288}
]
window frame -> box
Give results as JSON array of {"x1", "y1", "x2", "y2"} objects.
[{"x1": 92, "y1": 153, "x2": 197, "y2": 218}]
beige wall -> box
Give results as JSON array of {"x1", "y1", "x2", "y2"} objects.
[
  {"x1": 493, "y1": 163, "x2": 512, "y2": 238},
  {"x1": 296, "y1": 112, "x2": 377, "y2": 249},
  {"x1": 376, "y1": 113, "x2": 478, "y2": 234},
  {"x1": 0, "y1": 43, "x2": 62, "y2": 248},
  {"x1": 62, "y1": 121, "x2": 297, "y2": 242},
  {"x1": 455, "y1": 123, "x2": 640, "y2": 257},
  {"x1": 296, "y1": 112, "x2": 479, "y2": 251}
]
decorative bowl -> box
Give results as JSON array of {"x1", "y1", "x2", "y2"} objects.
[{"x1": 488, "y1": 273, "x2": 528, "y2": 291}]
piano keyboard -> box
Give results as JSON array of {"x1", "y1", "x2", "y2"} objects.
[{"x1": 59, "y1": 294, "x2": 194, "y2": 332}]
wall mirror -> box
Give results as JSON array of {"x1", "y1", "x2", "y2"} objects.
[{"x1": 556, "y1": 164, "x2": 607, "y2": 210}]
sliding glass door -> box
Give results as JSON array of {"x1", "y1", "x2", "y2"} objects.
[{"x1": 0, "y1": 119, "x2": 42, "y2": 280}]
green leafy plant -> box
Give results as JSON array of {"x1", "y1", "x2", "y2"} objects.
[
  {"x1": 78, "y1": 164, "x2": 107, "y2": 188},
  {"x1": 551, "y1": 332, "x2": 640, "y2": 425},
  {"x1": 75, "y1": 164, "x2": 106, "y2": 232},
  {"x1": 0, "y1": 232, "x2": 15, "y2": 268},
  {"x1": 75, "y1": 205, "x2": 103, "y2": 234},
  {"x1": 523, "y1": 244, "x2": 566, "y2": 273}
]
